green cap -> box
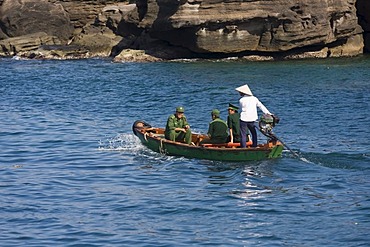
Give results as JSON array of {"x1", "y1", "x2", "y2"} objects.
[
  {"x1": 176, "y1": 106, "x2": 185, "y2": 113},
  {"x1": 228, "y1": 103, "x2": 239, "y2": 111},
  {"x1": 212, "y1": 109, "x2": 220, "y2": 117}
]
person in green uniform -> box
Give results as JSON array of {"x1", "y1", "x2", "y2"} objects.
[
  {"x1": 165, "y1": 106, "x2": 192, "y2": 144},
  {"x1": 200, "y1": 109, "x2": 228, "y2": 144},
  {"x1": 227, "y1": 103, "x2": 241, "y2": 143}
]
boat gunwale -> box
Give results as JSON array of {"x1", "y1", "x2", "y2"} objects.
[{"x1": 135, "y1": 126, "x2": 281, "y2": 152}]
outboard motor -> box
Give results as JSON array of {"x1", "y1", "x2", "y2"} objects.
[
  {"x1": 259, "y1": 114, "x2": 300, "y2": 157},
  {"x1": 258, "y1": 114, "x2": 280, "y2": 140}
]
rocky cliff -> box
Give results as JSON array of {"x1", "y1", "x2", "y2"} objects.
[{"x1": 0, "y1": 0, "x2": 368, "y2": 61}]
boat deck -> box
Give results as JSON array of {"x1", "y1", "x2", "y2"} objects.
[{"x1": 139, "y1": 127, "x2": 275, "y2": 149}]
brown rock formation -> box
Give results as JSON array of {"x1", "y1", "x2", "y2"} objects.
[
  {"x1": 0, "y1": 0, "x2": 125, "y2": 58},
  {"x1": 0, "y1": 0, "x2": 368, "y2": 60},
  {"x1": 0, "y1": 32, "x2": 61, "y2": 56},
  {"x1": 0, "y1": 0, "x2": 73, "y2": 41},
  {"x1": 119, "y1": 0, "x2": 365, "y2": 59},
  {"x1": 113, "y1": 48, "x2": 161, "y2": 62}
]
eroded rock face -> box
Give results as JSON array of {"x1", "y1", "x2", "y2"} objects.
[
  {"x1": 0, "y1": 0, "x2": 368, "y2": 60},
  {"x1": 0, "y1": 32, "x2": 62, "y2": 56},
  {"x1": 0, "y1": 0, "x2": 73, "y2": 41},
  {"x1": 121, "y1": 0, "x2": 364, "y2": 57},
  {"x1": 0, "y1": 0, "x2": 124, "y2": 58}
]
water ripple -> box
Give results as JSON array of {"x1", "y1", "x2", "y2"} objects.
[{"x1": 1, "y1": 57, "x2": 370, "y2": 246}]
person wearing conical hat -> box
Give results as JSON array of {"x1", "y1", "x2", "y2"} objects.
[
  {"x1": 200, "y1": 109, "x2": 228, "y2": 144},
  {"x1": 165, "y1": 106, "x2": 192, "y2": 144},
  {"x1": 227, "y1": 103, "x2": 241, "y2": 143},
  {"x1": 235, "y1": 84, "x2": 272, "y2": 147}
]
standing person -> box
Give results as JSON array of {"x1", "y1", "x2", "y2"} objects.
[
  {"x1": 235, "y1": 84, "x2": 272, "y2": 148},
  {"x1": 227, "y1": 103, "x2": 241, "y2": 143},
  {"x1": 165, "y1": 106, "x2": 192, "y2": 144},
  {"x1": 200, "y1": 109, "x2": 228, "y2": 144}
]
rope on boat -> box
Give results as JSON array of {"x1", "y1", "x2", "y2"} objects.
[
  {"x1": 144, "y1": 132, "x2": 148, "y2": 142},
  {"x1": 159, "y1": 138, "x2": 165, "y2": 154}
]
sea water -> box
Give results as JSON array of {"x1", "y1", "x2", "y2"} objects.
[{"x1": 1, "y1": 56, "x2": 369, "y2": 246}]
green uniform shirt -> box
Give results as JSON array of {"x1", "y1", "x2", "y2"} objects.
[
  {"x1": 208, "y1": 118, "x2": 228, "y2": 142},
  {"x1": 165, "y1": 114, "x2": 189, "y2": 134},
  {"x1": 227, "y1": 112, "x2": 241, "y2": 142}
]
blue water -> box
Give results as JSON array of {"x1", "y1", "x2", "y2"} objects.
[{"x1": 1, "y1": 56, "x2": 369, "y2": 246}]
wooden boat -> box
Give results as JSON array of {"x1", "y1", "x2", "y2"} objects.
[{"x1": 132, "y1": 120, "x2": 284, "y2": 162}]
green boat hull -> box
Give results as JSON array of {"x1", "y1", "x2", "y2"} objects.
[{"x1": 133, "y1": 121, "x2": 283, "y2": 162}]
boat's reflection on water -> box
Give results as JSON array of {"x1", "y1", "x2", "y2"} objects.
[
  {"x1": 204, "y1": 161, "x2": 277, "y2": 201},
  {"x1": 205, "y1": 160, "x2": 275, "y2": 177},
  {"x1": 238, "y1": 163, "x2": 277, "y2": 204}
]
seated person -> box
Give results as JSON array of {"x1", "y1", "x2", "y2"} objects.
[
  {"x1": 227, "y1": 103, "x2": 241, "y2": 143},
  {"x1": 165, "y1": 106, "x2": 192, "y2": 144},
  {"x1": 200, "y1": 109, "x2": 228, "y2": 144}
]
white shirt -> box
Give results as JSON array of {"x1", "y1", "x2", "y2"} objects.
[{"x1": 239, "y1": 95, "x2": 271, "y2": 122}]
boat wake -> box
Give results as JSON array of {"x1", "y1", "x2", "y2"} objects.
[
  {"x1": 98, "y1": 133, "x2": 144, "y2": 152},
  {"x1": 281, "y1": 150, "x2": 314, "y2": 164},
  {"x1": 283, "y1": 149, "x2": 370, "y2": 170},
  {"x1": 99, "y1": 133, "x2": 369, "y2": 171},
  {"x1": 98, "y1": 133, "x2": 180, "y2": 163},
  {"x1": 299, "y1": 156, "x2": 315, "y2": 164}
]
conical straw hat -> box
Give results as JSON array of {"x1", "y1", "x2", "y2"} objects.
[{"x1": 235, "y1": 84, "x2": 253, "y2": 96}]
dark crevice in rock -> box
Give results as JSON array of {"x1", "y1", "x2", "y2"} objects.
[
  {"x1": 180, "y1": 42, "x2": 335, "y2": 61},
  {"x1": 356, "y1": 0, "x2": 370, "y2": 52},
  {"x1": 136, "y1": 0, "x2": 148, "y2": 21}
]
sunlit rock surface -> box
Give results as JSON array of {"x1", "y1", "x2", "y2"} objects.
[{"x1": 0, "y1": 0, "x2": 368, "y2": 61}]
